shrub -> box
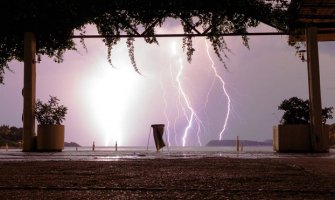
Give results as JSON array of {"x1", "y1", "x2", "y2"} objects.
[
  {"x1": 35, "y1": 96, "x2": 68, "y2": 125},
  {"x1": 278, "y1": 97, "x2": 333, "y2": 124}
]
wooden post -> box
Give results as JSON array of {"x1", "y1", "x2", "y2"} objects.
[
  {"x1": 22, "y1": 32, "x2": 37, "y2": 152},
  {"x1": 306, "y1": 26, "x2": 323, "y2": 152}
]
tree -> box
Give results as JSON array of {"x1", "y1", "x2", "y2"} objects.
[
  {"x1": 0, "y1": 125, "x2": 23, "y2": 146},
  {"x1": 0, "y1": 0, "x2": 289, "y2": 84},
  {"x1": 278, "y1": 97, "x2": 333, "y2": 125}
]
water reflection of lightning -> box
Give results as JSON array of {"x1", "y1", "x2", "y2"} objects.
[{"x1": 205, "y1": 40, "x2": 231, "y2": 140}]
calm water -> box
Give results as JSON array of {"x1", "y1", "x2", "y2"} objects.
[{"x1": 0, "y1": 146, "x2": 334, "y2": 161}]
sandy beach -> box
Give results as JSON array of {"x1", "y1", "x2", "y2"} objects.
[{"x1": 0, "y1": 157, "x2": 334, "y2": 199}]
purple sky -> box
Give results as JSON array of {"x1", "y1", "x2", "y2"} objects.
[{"x1": 1, "y1": 23, "x2": 335, "y2": 146}]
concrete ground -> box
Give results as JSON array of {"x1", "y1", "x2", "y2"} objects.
[{"x1": 0, "y1": 157, "x2": 334, "y2": 199}]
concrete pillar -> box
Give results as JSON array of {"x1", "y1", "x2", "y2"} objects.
[
  {"x1": 305, "y1": 26, "x2": 323, "y2": 152},
  {"x1": 22, "y1": 32, "x2": 37, "y2": 152}
]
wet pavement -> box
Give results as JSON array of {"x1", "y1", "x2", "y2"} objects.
[{"x1": 0, "y1": 147, "x2": 334, "y2": 161}]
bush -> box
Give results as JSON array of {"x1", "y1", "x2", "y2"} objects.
[
  {"x1": 0, "y1": 125, "x2": 23, "y2": 147},
  {"x1": 35, "y1": 96, "x2": 68, "y2": 125},
  {"x1": 278, "y1": 97, "x2": 333, "y2": 124}
]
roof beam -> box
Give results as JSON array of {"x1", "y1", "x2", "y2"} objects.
[{"x1": 71, "y1": 32, "x2": 288, "y2": 39}]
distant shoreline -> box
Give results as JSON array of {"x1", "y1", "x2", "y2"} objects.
[
  {"x1": 1, "y1": 141, "x2": 80, "y2": 149},
  {"x1": 64, "y1": 141, "x2": 81, "y2": 147},
  {"x1": 206, "y1": 139, "x2": 273, "y2": 147}
]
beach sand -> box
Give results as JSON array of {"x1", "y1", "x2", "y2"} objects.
[{"x1": 0, "y1": 157, "x2": 334, "y2": 199}]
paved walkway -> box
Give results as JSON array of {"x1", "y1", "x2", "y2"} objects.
[
  {"x1": 0, "y1": 149, "x2": 334, "y2": 199},
  {"x1": 0, "y1": 158, "x2": 334, "y2": 199}
]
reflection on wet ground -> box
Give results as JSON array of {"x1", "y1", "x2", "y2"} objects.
[{"x1": 0, "y1": 147, "x2": 334, "y2": 161}]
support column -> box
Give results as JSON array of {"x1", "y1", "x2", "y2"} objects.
[
  {"x1": 22, "y1": 32, "x2": 37, "y2": 152},
  {"x1": 306, "y1": 26, "x2": 324, "y2": 152}
]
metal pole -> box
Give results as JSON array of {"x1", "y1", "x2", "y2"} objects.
[{"x1": 71, "y1": 32, "x2": 289, "y2": 39}]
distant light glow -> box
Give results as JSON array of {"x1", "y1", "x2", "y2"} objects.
[
  {"x1": 170, "y1": 41, "x2": 178, "y2": 56},
  {"x1": 86, "y1": 62, "x2": 140, "y2": 146}
]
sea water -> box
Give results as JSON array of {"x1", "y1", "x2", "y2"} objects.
[{"x1": 1, "y1": 146, "x2": 334, "y2": 161}]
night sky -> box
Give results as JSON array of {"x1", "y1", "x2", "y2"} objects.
[{"x1": 1, "y1": 22, "x2": 334, "y2": 146}]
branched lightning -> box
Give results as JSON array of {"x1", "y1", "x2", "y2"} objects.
[
  {"x1": 205, "y1": 40, "x2": 231, "y2": 140},
  {"x1": 166, "y1": 39, "x2": 233, "y2": 147},
  {"x1": 176, "y1": 58, "x2": 203, "y2": 146},
  {"x1": 201, "y1": 52, "x2": 217, "y2": 136},
  {"x1": 169, "y1": 63, "x2": 180, "y2": 146}
]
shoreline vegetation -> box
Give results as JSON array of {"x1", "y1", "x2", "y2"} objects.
[
  {"x1": 206, "y1": 139, "x2": 273, "y2": 146},
  {"x1": 0, "y1": 141, "x2": 80, "y2": 149},
  {"x1": 1, "y1": 125, "x2": 333, "y2": 149},
  {"x1": 1, "y1": 124, "x2": 274, "y2": 148},
  {"x1": 0, "y1": 125, "x2": 22, "y2": 147},
  {"x1": 0, "y1": 124, "x2": 80, "y2": 148}
]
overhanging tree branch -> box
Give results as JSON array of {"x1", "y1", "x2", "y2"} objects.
[{"x1": 0, "y1": 0, "x2": 290, "y2": 84}]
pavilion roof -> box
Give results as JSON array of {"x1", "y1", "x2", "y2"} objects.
[{"x1": 289, "y1": 0, "x2": 335, "y2": 41}]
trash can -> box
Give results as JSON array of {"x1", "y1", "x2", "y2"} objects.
[{"x1": 151, "y1": 124, "x2": 166, "y2": 151}]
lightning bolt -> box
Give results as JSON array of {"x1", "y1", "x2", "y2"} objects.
[
  {"x1": 200, "y1": 51, "x2": 217, "y2": 137},
  {"x1": 175, "y1": 58, "x2": 203, "y2": 146},
  {"x1": 169, "y1": 63, "x2": 181, "y2": 146},
  {"x1": 158, "y1": 39, "x2": 231, "y2": 146},
  {"x1": 205, "y1": 40, "x2": 231, "y2": 140}
]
